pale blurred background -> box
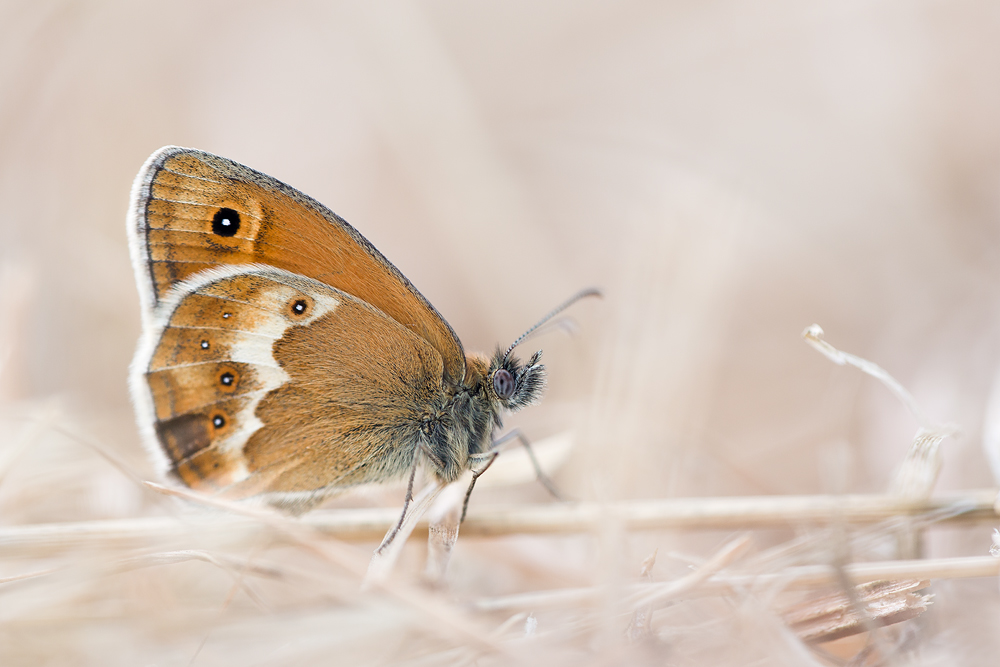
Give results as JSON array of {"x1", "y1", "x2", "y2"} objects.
[{"x1": 2, "y1": 1, "x2": 1000, "y2": 664}]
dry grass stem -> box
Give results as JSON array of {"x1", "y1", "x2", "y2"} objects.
[
  {"x1": 782, "y1": 579, "x2": 933, "y2": 644},
  {"x1": 472, "y1": 555, "x2": 999, "y2": 612},
  {"x1": 422, "y1": 478, "x2": 467, "y2": 586},
  {"x1": 451, "y1": 491, "x2": 997, "y2": 534},
  {"x1": 0, "y1": 490, "x2": 992, "y2": 560},
  {"x1": 802, "y1": 325, "x2": 932, "y2": 428},
  {"x1": 139, "y1": 482, "x2": 505, "y2": 653},
  {"x1": 365, "y1": 479, "x2": 446, "y2": 584}
]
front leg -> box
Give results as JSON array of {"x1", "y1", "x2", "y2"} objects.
[{"x1": 461, "y1": 429, "x2": 565, "y2": 523}]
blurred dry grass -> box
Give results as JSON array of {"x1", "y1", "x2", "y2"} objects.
[{"x1": 2, "y1": 1, "x2": 1000, "y2": 665}]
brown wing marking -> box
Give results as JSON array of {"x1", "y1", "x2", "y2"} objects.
[
  {"x1": 239, "y1": 290, "x2": 446, "y2": 495},
  {"x1": 140, "y1": 267, "x2": 341, "y2": 490}
]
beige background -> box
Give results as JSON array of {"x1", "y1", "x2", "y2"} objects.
[{"x1": 1, "y1": 2, "x2": 999, "y2": 663}]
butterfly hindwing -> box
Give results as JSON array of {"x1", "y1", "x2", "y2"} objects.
[{"x1": 131, "y1": 265, "x2": 447, "y2": 505}]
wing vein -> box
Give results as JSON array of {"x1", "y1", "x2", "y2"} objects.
[
  {"x1": 159, "y1": 167, "x2": 226, "y2": 185},
  {"x1": 156, "y1": 388, "x2": 272, "y2": 415},
  {"x1": 149, "y1": 359, "x2": 284, "y2": 371},
  {"x1": 163, "y1": 325, "x2": 281, "y2": 340},
  {"x1": 151, "y1": 197, "x2": 264, "y2": 219}
]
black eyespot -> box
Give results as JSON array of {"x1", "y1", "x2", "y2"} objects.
[
  {"x1": 493, "y1": 369, "x2": 515, "y2": 399},
  {"x1": 222, "y1": 312, "x2": 231, "y2": 319},
  {"x1": 211, "y1": 414, "x2": 226, "y2": 429},
  {"x1": 220, "y1": 372, "x2": 235, "y2": 387},
  {"x1": 291, "y1": 299, "x2": 308, "y2": 315},
  {"x1": 212, "y1": 208, "x2": 241, "y2": 237},
  {"x1": 200, "y1": 340, "x2": 210, "y2": 350}
]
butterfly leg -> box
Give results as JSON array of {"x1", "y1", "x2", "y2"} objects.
[
  {"x1": 470, "y1": 429, "x2": 563, "y2": 501},
  {"x1": 460, "y1": 451, "x2": 499, "y2": 524},
  {"x1": 376, "y1": 443, "x2": 449, "y2": 553},
  {"x1": 460, "y1": 430, "x2": 565, "y2": 523},
  {"x1": 376, "y1": 454, "x2": 420, "y2": 554},
  {"x1": 417, "y1": 441, "x2": 446, "y2": 472}
]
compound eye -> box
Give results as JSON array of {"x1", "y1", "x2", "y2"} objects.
[{"x1": 493, "y1": 369, "x2": 515, "y2": 399}]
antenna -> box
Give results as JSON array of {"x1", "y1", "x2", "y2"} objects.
[{"x1": 503, "y1": 288, "x2": 602, "y2": 361}]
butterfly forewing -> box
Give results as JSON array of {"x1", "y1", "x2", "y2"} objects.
[{"x1": 129, "y1": 146, "x2": 465, "y2": 384}]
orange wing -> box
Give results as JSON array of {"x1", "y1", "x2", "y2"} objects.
[
  {"x1": 128, "y1": 146, "x2": 465, "y2": 384},
  {"x1": 132, "y1": 266, "x2": 446, "y2": 506}
]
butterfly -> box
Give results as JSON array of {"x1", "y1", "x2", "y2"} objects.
[{"x1": 127, "y1": 146, "x2": 594, "y2": 538}]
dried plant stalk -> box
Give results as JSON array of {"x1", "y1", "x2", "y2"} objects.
[
  {"x1": 804, "y1": 324, "x2": 959, "y2": 507},
  {"x1": 473, "y1": 555, "x2": 999, "y2": 612},
  {"x1": 423, "y1": 479, "x2": 467, "y2": 586},
  {"x1": 0, "y1": 490, "x2": 992, "y2": 558},
  {"x1": 451, "y1": 490, "x2": 995, "y2": 534},
  {"x1": 782, "y1": 579, "x2": 932, "y2": 643}
]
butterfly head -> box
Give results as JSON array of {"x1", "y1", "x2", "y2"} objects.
[
  {"x1": 488, "y1": 347, "x2": 545, "y2": 411},
  {"x1": 483, "y1": 287, "x2": 602, "y2": 412}
]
